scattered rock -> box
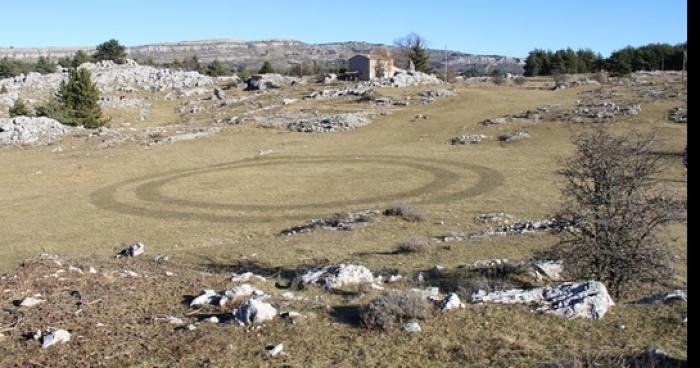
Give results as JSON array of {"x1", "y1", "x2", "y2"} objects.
[
  {"x1": 402, "y1": 321, "x2": 422, "y2": 333},
  {"x1": 190, "y1": 289, "x2": 227, "y2": 307},
  {"x1": 287, "y1": 113, "x2": 372, "y2": 133},
  {"x1": 299, "y1": 264, "x2": 375, "y2": 290},
  {"x1": 280, "y1": 210, "x2": 378, "y2": 235},
  {"x1": 0, "y1": 117, "x2": 72, "y2": 146},
  {"x1": 245, "y1": 74, "x2": 299, "y2": 91},
  {"x1": 117, "y1": 242, "x2": 145, "y2": 258},
  {"x1": 470, "y1": 281, "x2": 614, "y2": 320},
  {"x1": 668, "y1": 107, "x2": 687, "y2": 123},
  {"x1": 19, "y1": 294, "x2": 46, "y2": 307},
  {"x1": 634, "y1": 290, "x2": 687, "y2": 304},
  {"x1": 440, "y1": 292, "x2": 465, "y2": 311},
  {"x1": 231, "y1": 272, "x2": 266, "y2": 283},
  {"x1": 41, "y1": 329, "x2": 71, "y2": 348},
  {"x1": 232, "y1": 298, "x2": 277, "y2": 325},
  {"x1": 498, "y1": 131, "x2": 530, "y2": 142},
  {"x1": 222, "y1": 284, "x2": 267, "y2": 299},
  {"x1": 265, "y1": 343, "x2": 284, "y2": 357},
  {"x1": 449, "y1": 134, "x2": 482, "y2": 145}
]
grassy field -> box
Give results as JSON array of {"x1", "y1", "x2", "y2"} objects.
[{"x1": 0, "y1": 76, "x2": 687, "y2": 366}]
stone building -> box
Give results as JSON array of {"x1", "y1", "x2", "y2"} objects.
[{"x1": 348, "y1": 48, "x2": 394, "y2": 81}]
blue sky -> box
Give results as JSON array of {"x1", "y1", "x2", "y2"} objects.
[{"x1": 0, "y1": 0, "x2": 686, "y2": 57}]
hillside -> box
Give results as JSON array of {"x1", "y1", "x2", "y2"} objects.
[{"x1": 0, "y1": 39, "x2": 525, "y2": 73}]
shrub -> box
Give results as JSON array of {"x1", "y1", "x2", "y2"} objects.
[
  {"x1": 552, "y1": 72, "x2": 568, "y2": 86},
  {"x1": 394, "y1": 239, "x2": 428, "y2": 254},
  {"x1": 0, "y1": 85, "x2": 7, "y2": 94},
  {"x1": 383, "y1": 204, "x2": 425, "y2": 222},
  {"x1": 9, "y1": 99, "x2": 31, "y2": 117},
  {"x1": 513, "y1": 76, "x2": 527, "y2": 86},
  {"x1": 37, "y1": 68, "x2": 107, "y2": 128},
  {"x1": 95, "y1": 39, "x2": 127, "y2": 64},
  {"x1": 258, "y1": 61, "x2": 274, "y2": 74},
  {"x1": 593, "y1": 71, "x2": 607, "y2": 84},
  {"x1": 541, "y1": 128, "x2": 683, "y2": 298},
  {"x1": 491, "y1": 69, "x2": 506, "y2": 85},
  {"x1": 206, "y1": 59, "x2": 232, "y2": 77},
  {"x1": 359, "y1": 290, "x2": 432, "y2": 330}
]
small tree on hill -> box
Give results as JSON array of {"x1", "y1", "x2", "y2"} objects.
[
  {"x1": 541, "y1": 128, "x2": 683, "y2": 298},
  {"x1": 206, "y1": 59, "x2": 231, "y2": 77},
  {"x1": 394, "y1": 33, "x2": 432, "y2": 73},
  {"x1": 95, "y1": 39, "x2": 127, "y2": 64},
  {"x1": 35, "y1": 56, "x2": 56, "y2": 74},
  {"x1": 37, "y1": 68, "x2": 107, "y2": 128},
  {"x1": 258, "y1": 61, "x2": 274, "y2": 74},
  {"x1": 9, "y1": 98, "x2": 31, "y2": 117}
]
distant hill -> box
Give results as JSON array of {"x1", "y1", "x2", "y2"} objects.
[{"x1": 0, "y1": 39, "x2": 525, "y2": 74}]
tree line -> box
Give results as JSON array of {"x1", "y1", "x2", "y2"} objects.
[{"x1": 524, "y1": 42, "x2": 687, "y2": 77}]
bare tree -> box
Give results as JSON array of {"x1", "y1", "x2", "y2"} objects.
[
  {"x1": 393, "y1": 33, "x2": 432, "y2": 73},
  {"x1": 542, "y1": 128, "x2": 684, "y2": 298}
]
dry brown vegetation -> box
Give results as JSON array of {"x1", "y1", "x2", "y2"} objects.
[{"x1": 0, "y1": 71, "x2": 687, "y2": 366}]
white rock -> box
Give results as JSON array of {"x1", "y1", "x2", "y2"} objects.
[
  {"x1": 222, "y1": 284, "x2": 267, "y2": 299},
  {"x1": 190, "y1": 289, "x2": 219, "y2": 307},
  {"x1": 118, "y1": 242, "x2": 145, "y2": 257},
  {"x1": 0, "y1": 117, "x2": 71, "y2": 146},
  {"x1": 470, "y1": 281, "x2": 614, "y2": 320},
  {"x1": 20, "y1": 294, "x2": 46, "y2": 307},
  {"x1": 230, "y1": 272, "x2": 266, "y2": 283},
  {"x1": 440, "y1": 292, "x2": 465, "y2": 311},
  {"x1": 159, "y1": 316, "x2": 184, "y2": 325},
  {"x1": 41, "y1": 329, "x2": 71, "y2": 348},
  {"x1": 233, "y1": 298, "x2": 277, "y2": 325},
  {"x1": 533, "y1": 261, "x2": 564, "y2": 281},
  {"x1": 402, "y1": 321, "x2": 422, "y2": 333},
  {"x1": 319, "y1": 264, "x2": 374, "y2": 290},
  {"x1": 265, "y1": 343, "x2": 284, "y2": 357},
  {"x1": 203, "y1": 316, "x2": 220, "y2": 324}
]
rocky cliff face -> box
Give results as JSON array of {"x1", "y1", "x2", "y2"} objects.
[{"x1": 0, "y1": 39, "x2": 524, "y2": 74}]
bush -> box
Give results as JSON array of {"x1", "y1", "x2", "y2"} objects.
[
  {"x1": 552, "y1": 72, "x2": 568, "y2": 86},
  {"x1": 258, "y1": 61, "x2": 274, "y2": 74},
  {"x1": 37, "y1": 68, "x2": 107, "y2": 128},
  {"x1": 360, "y1": 290, "x2": 432, "y2": 330},
  {"x1": 593, "y1": 71, "x2": 607, "y2": 84},
  {"x1": 394, "y1": 239, "x2": 428, "y2": 254},
  {"x1": 205, "y1": 59, "x2": 232, "y2": 77},
  {"x1": 491, "y1": 70, "x2": 506, "y2": 85},
  {"x1": 541, "y1": 128, "x2": 683, "y2": 298},
  {"x1": 95, "y1": 39, "x2": 127, "y2": 64},
  {"x1": 513, "y1": 76, "x2": 527, "y2": 86},
  {"x1": 9, "y1": 99, "x2": 31, "y2": 117},
  {"x1": 383, "y1": 204, "x2": 424, "y2": 222},
  {"x1": 0, "y1": 85, "x2": 7, "y2": 94}
]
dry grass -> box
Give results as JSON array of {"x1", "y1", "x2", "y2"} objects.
[{"x1": 0, "y1": 74, "x2": 687, "y2": 366}]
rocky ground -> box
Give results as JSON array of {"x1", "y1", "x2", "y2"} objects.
[{"x1": 0, "y1": 66, "x2": 687, "y2": 366}]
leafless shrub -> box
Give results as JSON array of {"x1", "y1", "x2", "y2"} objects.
[
  {"x1": 513, "y1": 76, "x2": 527, "y2": 86},
  {"x1": 593, "y1": 71, "x2": 607, "y2": 84},
  {"x1": 383, "y1": 204, "x2": 425, "y2": 222},
  {"x1": 394, "y1": 239, "x2": 428, "y2": 254},
  {"x1": 492, "y1": 73, "x2": 507, "y2": 86},
  {"x1": 540, "y1": 128, "x2": 683, "y2": 298},
  {"x1": 359, "y1": 290, "x2": 432, "y2": 330},
  {"x1": 552, "y1": 72, "x2": 568, "y2": 86}
]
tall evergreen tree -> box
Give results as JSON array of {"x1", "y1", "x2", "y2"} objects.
[{"x1": 37, "y1": 68, "x2": 107, "y2": 128}]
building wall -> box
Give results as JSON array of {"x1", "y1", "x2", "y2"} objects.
[{"x1": 349, "y1": 56, "x2": 371, "y2": 81}]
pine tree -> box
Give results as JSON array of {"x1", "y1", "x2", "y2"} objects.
[
  {"x1": 258, "y1": 61, "x2": 274, "y2": 74},
  {"x1": 9, "y1": 99, "x2": 31, "y2": 117},
  {"x1": 35, "y1": 56, "x2": 56, "y2": 74},
  {"x1": 206, "y1": 59, "x2": 231, "y2": 76},
  {"x1": 95, "y1": 39, "x2": 127, "y2": 64},
  {"x1": 37, "y1": 68, "x2": 107, "y2": 128},
  {"x1": 408, "y1": 42, "x2": 432, "y2": 74}
]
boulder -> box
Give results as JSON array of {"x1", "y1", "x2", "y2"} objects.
[
  {"x1": 0, "y1": 117, "x2": 71, "y2": 146},
  {"x1": 117, "y1": 242, "x2": 145, "y2": 257},
  {"x1": 41, "y1": 329, "x2": 71, "y2": 348},
  {"x1": 440, "y1": 292, "x2": 465, "y2": 311},
  {"x1": 470, "y1": 281, "x2": 614, "y2": 320},
  {"x1": 233, "y1": 298, "x2": 277, "y2": 325}
]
